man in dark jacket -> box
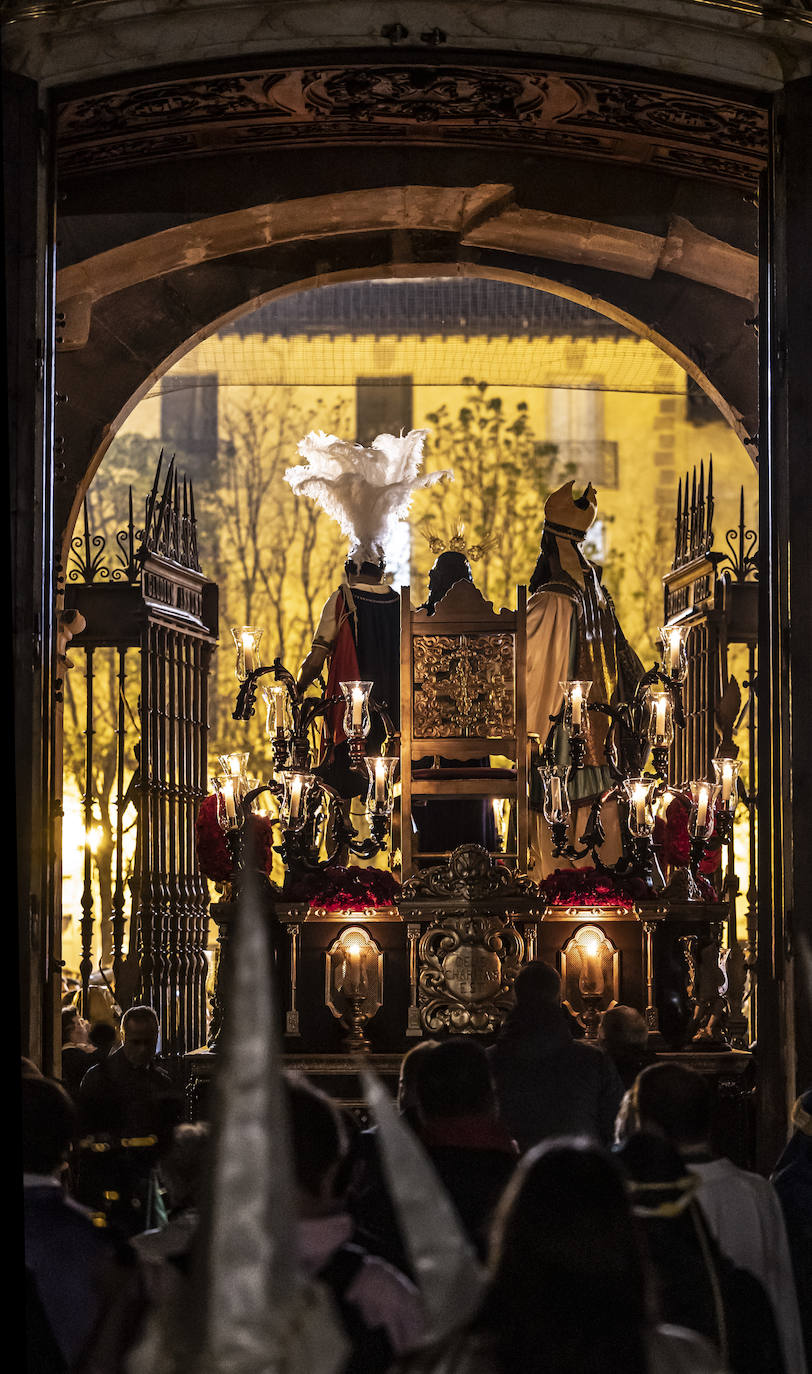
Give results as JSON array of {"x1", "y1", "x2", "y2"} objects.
[
  {"x1": 413, "y1": 1038, "x2": 517, "y2": 1258},
  {"x1": 77, "y1": 1005, "x2": 181, "y2": 1235},
  {"x1": 488, "y1": 961, "x2": 623, "y2": 1152},
  {"x1": 23, "y1": 1075, "x2": 143, "y2": 1371}
]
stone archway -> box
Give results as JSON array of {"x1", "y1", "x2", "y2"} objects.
[{"x1": 55, "y1": 183, "x2": 758, "y2": 567}]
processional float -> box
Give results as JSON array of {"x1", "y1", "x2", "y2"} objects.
[{"x1": 188, "y1": 439, "x2": 758, "y2": 1147}]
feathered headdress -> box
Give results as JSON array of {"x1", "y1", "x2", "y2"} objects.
[{"x1": 285, "y1": 430, "x2": 452, "y2": 568}]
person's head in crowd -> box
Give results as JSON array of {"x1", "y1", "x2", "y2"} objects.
[
  {"x1": 22, "y1": 1077, "x2": 76, "y2": 1178},
  {"x1": 599, "y1": 1005, "x2": 649, "y2": 1055},
  {"x1": 21, "y1": 1056, "x2": 43, "y2": 1079},
  {"x1": 285, "y1": 1072, "x2": 348, "y2": 1215},
  {"x1": 158, "y1": 1122, "x2": 210, "y2": 1213},
  {"x1": 414, "y1": 1038, "x2": 496, "y2": 1125},
  {"x1": 482, "y1": 1138, "x2": 650, "y2": 1374},
  {"x1": 121, "y1": 1006, "x2": 160, "y2": 1068},
  {"x1": 633, "y1": 1063, "x2": 711, "y2": 1155},
  {"x1": 504, "y1": 960, "x2": 562, "y2": 1032},
  {"x1": 88, "y1": 1020, "x2": 118, "y2": 1057},
  {"x1": 62, "y1": 1005, "x2": 89, "y2": 1047},
  {"x1": 397, "y1": 1040, "x2": 439, "y2": 1128}
]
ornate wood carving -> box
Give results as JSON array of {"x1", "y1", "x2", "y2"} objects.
[
  {"x1": 400, "y1": 844, "x2": 539, "y2": 906},
  {"x1": 56, "y1": 62, "x2": 767, "y2": 189},
  {"x1": 413, "y1": 633, "x2": 515, "y2": 738},
  {"x1": 418, "y1": 913, "x2": 525, "y2": 1033}
]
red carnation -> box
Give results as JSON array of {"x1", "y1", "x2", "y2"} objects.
[{"x1": 195, "y1": 793, "x2": 275, "y2": 884}]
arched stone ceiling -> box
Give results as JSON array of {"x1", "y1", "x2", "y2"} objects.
[
  {"x1": 5, "y1": 0, "x2": 812, "y2": 92},
  {"x1": 54, "y1": 190, "x2": 758, "y2": 560}
]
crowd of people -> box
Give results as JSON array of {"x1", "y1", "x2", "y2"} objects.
[{"x1": 22, "y1": 962, "x2": 811, "y2": 1374}]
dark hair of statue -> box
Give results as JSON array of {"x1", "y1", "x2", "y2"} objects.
[
  {"x1": 422, "y1": 550, "x2": 474, "y2": 613},
  {"x1": 476, "y1": 1139, "x2": 650, "y2": 1374}
]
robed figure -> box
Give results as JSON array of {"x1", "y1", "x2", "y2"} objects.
[
  {"x1": 527, "y1": 481, "x2": 644, "y2": 876},
  {"x1": 287, "y1": 429, "x2": 451, "y2": 797}
]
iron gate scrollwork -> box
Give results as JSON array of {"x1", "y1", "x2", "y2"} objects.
[{"x1": 64, "y1": 454, "x2": 217, "y2": 1072}]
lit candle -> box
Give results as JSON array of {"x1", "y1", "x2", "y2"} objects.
[
  {"x1": 571, "y1": 683, "x2": 583, "y2": 730},
  {"x1": 223, "y1": 780, "x2": 236, "y2": 821},
  {"x1": 289, "y1": 773, "x2": 303, "y2": 821},
  {"x1": 241, "y1": 631, "x2": 255, "y2": 675},
  {"x1": 720, "y1": 761, "x2": 734, "y2": 804},
  {"x1": 352, "y1": 686, "x2": 364, "y2": 729},
  {"x1": 696, "y1": 785, "x2": 709, "y2": 831},
  {"x1": 274, "y1": 689, "x2": 285, "y2": 731},
  {"x1": 633, "y1": 782, "x2": 648, "y2": 830},
  {"x1": 669, "y1": 628, "x2": 681, "y2": 675},
  {"x1": 655, "y1": 695, "x2": 667, "y2": 739},
  {"x1": 580, "y1": 932, "x2": 604, "y2": 997},
  {"x1": 375, "y1": 758, "x2": 386, "y2": 807},
  {"x1": 344, "y1": 934, "x2": 363, "y2": 994},
  {"x1": 551, "y1": 774, "x2": 562, "y2": 817}
]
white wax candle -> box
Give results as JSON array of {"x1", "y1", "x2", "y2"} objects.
[
  {"x1": 352, "y1": 686, "x2": 364, "y2": 728},
  {"x1": 274, "y1": 690, "x2": 285, "y2": 731},
  {"x1": 655, "y1": 696, "x2": 667, "y2": 738},
  {"x1": 721, "y1": 763, "x2": 733, "y2": 803},
  {"x1": 375, "y1": 759, "x2": 386, "y2": 807},
  {"x1": 223, "y1": 781, "x2": 236, "y2": 820},
  {"x1": 551, "y1": 775, "x2": 562, "y2": 817},
  {"x1": 696, "y1": 786, "x2": 709, "y2": 831},
  {"x1": 241, "y1": 631, "x2": 255, "y2": 675},
  {"x1": 571, "y1": 684, "x2": 582, "y2": 730},
  {"x1": 669, "y1": 629, "x2": 681, "y2": 674},
  {"x1": 633, "y1": 784, "x2": 648, "y2": 829},
  {"x1": 289, "y1": 774, "x2": 303, "y2": 820}
]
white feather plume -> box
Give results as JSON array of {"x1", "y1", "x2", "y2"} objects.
[{"x1": 285, "y1": 429, "x2": 452, "y2": 564}]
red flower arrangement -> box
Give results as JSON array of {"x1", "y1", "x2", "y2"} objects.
[
  {"x1": 653, "y1": 792, "x2": 721, "y2": 877},
  {"x1": 539, "y1": 866, "x2": 649, "y2": 906},
  {"x1": 195, "y1": 793, "x2": 275, "y2": 884},
  {"x1": 284, "y1": 865, "x2": 401, "y2": 911}
]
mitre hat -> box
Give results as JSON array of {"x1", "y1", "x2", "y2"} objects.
[{"x1": 542, "y1": 479, "x2": 598, "y2": 542}]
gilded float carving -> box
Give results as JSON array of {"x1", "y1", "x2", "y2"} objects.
[
  {"x1": 418, "y1": 913, "x2": 524, "y2": 1033},
  {"x1": 413, "y1": 633, "x2": 515, "y2": 738}
]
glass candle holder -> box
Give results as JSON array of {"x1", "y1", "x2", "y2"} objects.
[
  {"x1": 214, "y1": 773, "x2": 242, "y2": 832},
  {"x1": 659, "y1": 624, "x2": 689, "y2": 683},
  {"x1": 647, "y1": 689, "x2": 674, "y2": 748},
  {"x1": 540, "y1": 763, "x2": 572, "y2": 826},
  {"x1": 218, "y1": 752, "x2": 250, "y2": 788},
  {"x1": 559, "y1": 680, "x2": 592, "y2": 738},
  {"x1": 262, "y1": 683, "x2": 290, "y2": 739},
  {"x1": 622, "y1": 777, "x2": 656, "y2": 838},
  {"x1": 280, "y1": 769, "x2": 316, "y2": 830},
  {"x1": 340, "y1": 680, "x2": 373, "y2": 739},
  {"x1": 230, "y1": 625, "x2": 263, "y2": 681},
  {"x1": 338, "y1": 926, "x2": 374, "y2": 998},
  {"x1": 712, "y1": 756, "x2": 743, "y2": 814},
  {"x1": 688, "y1": 779, "x2": 721, "y2": 840},
  {"x1": 365, "y1": 755, "x2": 398, "y2": 817}
]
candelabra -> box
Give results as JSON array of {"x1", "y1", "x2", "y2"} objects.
[
  {"x1": 218, "y1": 627, "x2": 398, "y2": 887},
  {"x1": 538, "y1": 622, "x2": 727, "y2": 896}
]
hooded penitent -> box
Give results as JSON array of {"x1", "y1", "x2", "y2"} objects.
[{"x1": 127, "y1": 868, "x2": 349, "y2": 1374}]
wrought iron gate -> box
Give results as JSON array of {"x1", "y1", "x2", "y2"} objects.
[{"x1": 64, "y1": 455, "x2": 218, "y2": 1070}]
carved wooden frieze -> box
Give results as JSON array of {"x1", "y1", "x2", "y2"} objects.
[
  {"x1": 56, "y1": 62, "x2": 767, "y2": 189},
  {"x1": 399, "y1": 843, "x2": 539, "y2": 908},
  {"x1": 413, "y1": 633, "x2": 515, "y2": 738},
  {"x1": 418, "y1": 912, "x2": 525, "y2": 1033}
]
